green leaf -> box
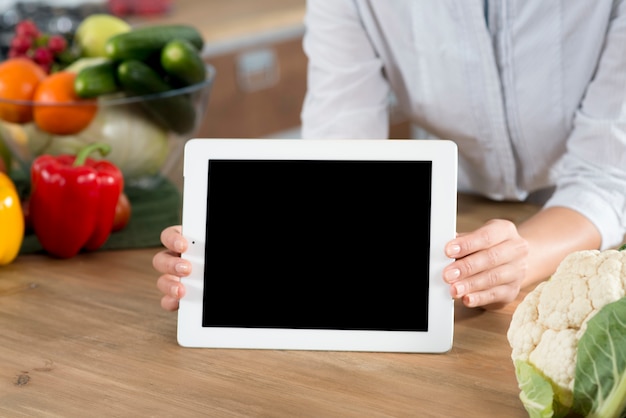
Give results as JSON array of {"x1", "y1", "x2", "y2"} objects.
[
  {"x1": 515, "y1": 359, "x2": 564, "y2": 418},
  {"x1": 573, "y1": 297, "x2": 626, "y2": 418}
]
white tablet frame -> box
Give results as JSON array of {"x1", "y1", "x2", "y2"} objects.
[{"x1": 177, "y1": 139, "x2": 457, "y2": 353}]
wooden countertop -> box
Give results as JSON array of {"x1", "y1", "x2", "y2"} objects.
[{"x1": 0, "y1": 194, "x2": 539, "y2": 417}]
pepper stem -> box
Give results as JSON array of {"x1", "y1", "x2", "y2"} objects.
[{"x1": 73, "y1": 143, "x2": 112, "y2": 167}]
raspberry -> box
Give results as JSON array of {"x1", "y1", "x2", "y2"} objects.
[
  {"x1": 33, "y1": 47, "x2": 54, "y2": 67},
  {"x1": 10, "y1": 36, "x2": 32, "y2": 54},
  {"x1": 47, "y1": 35, "x2": 67, "y2": 54},
  {"x1": 7, "y1": 20, "x2": 71, "y2": 74},
  {"x1": 15, "y1": 20, "x2": 39, "y2": 40}
]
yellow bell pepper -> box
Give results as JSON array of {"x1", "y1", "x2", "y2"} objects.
[{"x1": 0, "y1": 171, "x2": 24, "y2": 265}]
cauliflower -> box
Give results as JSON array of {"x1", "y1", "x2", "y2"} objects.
[{"x1": 507, "y1": 249, "x2": 626, "y2": 417}]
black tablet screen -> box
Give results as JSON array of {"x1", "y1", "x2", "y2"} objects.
[{"x1": 202, "y1": 159, "x2": 432, "y2": 331}]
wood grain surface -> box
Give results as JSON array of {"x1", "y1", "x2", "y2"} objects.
[{"x1": 0, "y1": 194, "x2": 539, "y2": 417}]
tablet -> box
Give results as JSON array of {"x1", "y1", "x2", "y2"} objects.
[{"x1": 177, "y1": 138, "x2": 458, "y2": 353}]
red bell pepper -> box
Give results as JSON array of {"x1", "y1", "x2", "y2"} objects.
[{"x1": 29, "y1": 143, "x2": 124, "y2": 258}]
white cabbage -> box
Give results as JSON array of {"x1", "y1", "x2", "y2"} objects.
[{"x1": 26, "y1": 102, "x2": 170, "y2": 180}]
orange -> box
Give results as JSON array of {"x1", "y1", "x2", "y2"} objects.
[
  {"x1": 0, "y1": 57, "x2": 47, "y2": 123},
  {"x1": 33, "y1": 71, "x2": 97, "y2": 135}
]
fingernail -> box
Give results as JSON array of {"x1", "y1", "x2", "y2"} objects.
[
  {"x1": 445, "y1": 268, "x2": 460, "y2": 282},
  {"x1": 447, "y1": 244, "x2": 461, "y2": 257},
  {"x1": 174, "y1": 239, "x2": 185, "y2": 253},
  {"x1": 175, "y1": 263, "x2": 189, "y2": 274},
  {"x1": 171, "y1": 285, "x2": 179, "y2": 298},
  {"x1": 454, "y1": 283, "x2": 465, "y2": 296}
]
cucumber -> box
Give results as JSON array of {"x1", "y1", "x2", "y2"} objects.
[
  {"x1": 105, "y1": 24, "x2": 204, "y2": 61},
  {"x1": 74, "y1": 60, "x2": 120, "y2": 98},
  {"x1": 116, "y1": 59, "x2": 197, "y2": 135},
  {"x1": 161, "y1": 39, "x2": 206, "y2": 87}
]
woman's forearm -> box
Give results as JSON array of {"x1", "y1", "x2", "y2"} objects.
[{"x1": 517, "y1": 206, "x2": 602, "y2": 288}]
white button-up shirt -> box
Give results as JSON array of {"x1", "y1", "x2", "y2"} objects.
[{"x1": 301, "y1": 0, "x2": 626, "y2": 249}]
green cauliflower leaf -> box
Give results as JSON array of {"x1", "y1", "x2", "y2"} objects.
[
  {"x1": 573, "y1": 297, "x2": 626, "y2": 418},
  {"x1": 515, "y1": 359, "x2": 569, "y2": 418}
]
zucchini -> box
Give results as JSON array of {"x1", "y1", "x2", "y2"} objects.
[
  {"x1": 161, "y1": 39, "x2": 206, "y2": 87},
  {"x1": 74, "y1": 60, "x2": 120, "y2": 98},
  {"x1": 105, "y1": 24, "x2": 204, "y2": 61},
  {"x1": 116, "y1": 59, "x2": 197, "y2": 135}
]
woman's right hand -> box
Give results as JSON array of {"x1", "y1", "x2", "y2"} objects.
[{"x1": 152, "y1": 225, "x2": 190, "y2": 311}]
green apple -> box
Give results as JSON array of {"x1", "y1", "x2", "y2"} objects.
[{"x1": 75, "y1": 14, "x2": 131, "y2": 58}]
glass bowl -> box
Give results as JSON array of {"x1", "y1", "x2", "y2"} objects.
[{"x1": 0, "y1": 63, "x2": 215, "y2": 194}]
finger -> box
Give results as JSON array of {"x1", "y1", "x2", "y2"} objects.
[
  {"x1": 450, "y1": 259, "x2": 526, "y2": 299},
  {"x1": 445, "y1": 232, "x2": 528, "y2": 284},
  {"x1": 449, "y1": 238, "x2": 526, "y2": 282},
  {"x1": 152, "y1": 250, "x2": 191, "y2": 276},
  {"x1": 160, "y1": 225, "x2": 186, "y2": 253},
  {"x1": 161, "y1": 295, "x2": 181, "y2": 312},
  {"x1": 461, "y1": 282, "x2": 521, "y2": 308},
  {"x1": 156, "y1": 274, "x2": 186, "y2": 299},
  {"x1": 446, "y1": 219, "x2": 517, "y2": 258}
]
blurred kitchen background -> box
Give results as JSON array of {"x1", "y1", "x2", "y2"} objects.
[
  {"x1": 0, "y1": 0, "x2": 411, "y2": 142},
  {"x1": 0, "y1": 1, "x2": 172, "y2": 60}
]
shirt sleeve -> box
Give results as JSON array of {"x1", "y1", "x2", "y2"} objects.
[
  {"x1": 300, "y1": 0, "x2": 391, "y2": 139},
  {"x1": 544, "y1": 1, "x2": 626, "y2": 249}
]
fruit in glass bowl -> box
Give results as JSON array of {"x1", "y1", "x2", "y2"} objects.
[
  {"x1": 0, "y1": 62, "x2": 215, "y2": 192},
  {"x1": 0, "y1": 17, "x2": 215, "y2": 194}
]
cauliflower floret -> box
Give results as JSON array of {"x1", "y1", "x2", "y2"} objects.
[
  {"x1": 507, "y1": 249, "x2": 626, "y2": 407},
  {"x1": 589, "y1": 252, "x2": 625, "y2": 307},
  {"x1": 528, "y1": 328, "x2": 578, "y2": 407},
  {"x1": 536, "y1": 270, "x2": 592, "y2": 331},
  {"x1": 508, "y1": 282, "x2": 546, "y2": 360}
]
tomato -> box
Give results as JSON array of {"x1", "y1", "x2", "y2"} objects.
[
  {"x1": 0, "y1": 126, "x2": 12, "y2": 174},
  {"x1": 32, "y1": 71, "x2": 97, "y2": 135},
  {"x1": 0, "y1": 57, "x2": 46, "y2": 123},
  {"x1": 112, "y1": 192, "x2": 131, "y2": 232},
  {"x1": 21, "y1": 196, "x2": 32, "y2": 233},
  {"x1": 0, "y1": 146, "x2": 7, "y2": 174}
]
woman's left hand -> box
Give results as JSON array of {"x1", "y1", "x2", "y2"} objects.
[{"x1": 443, "y1": 219, "x2": 529, "y2": 309}]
